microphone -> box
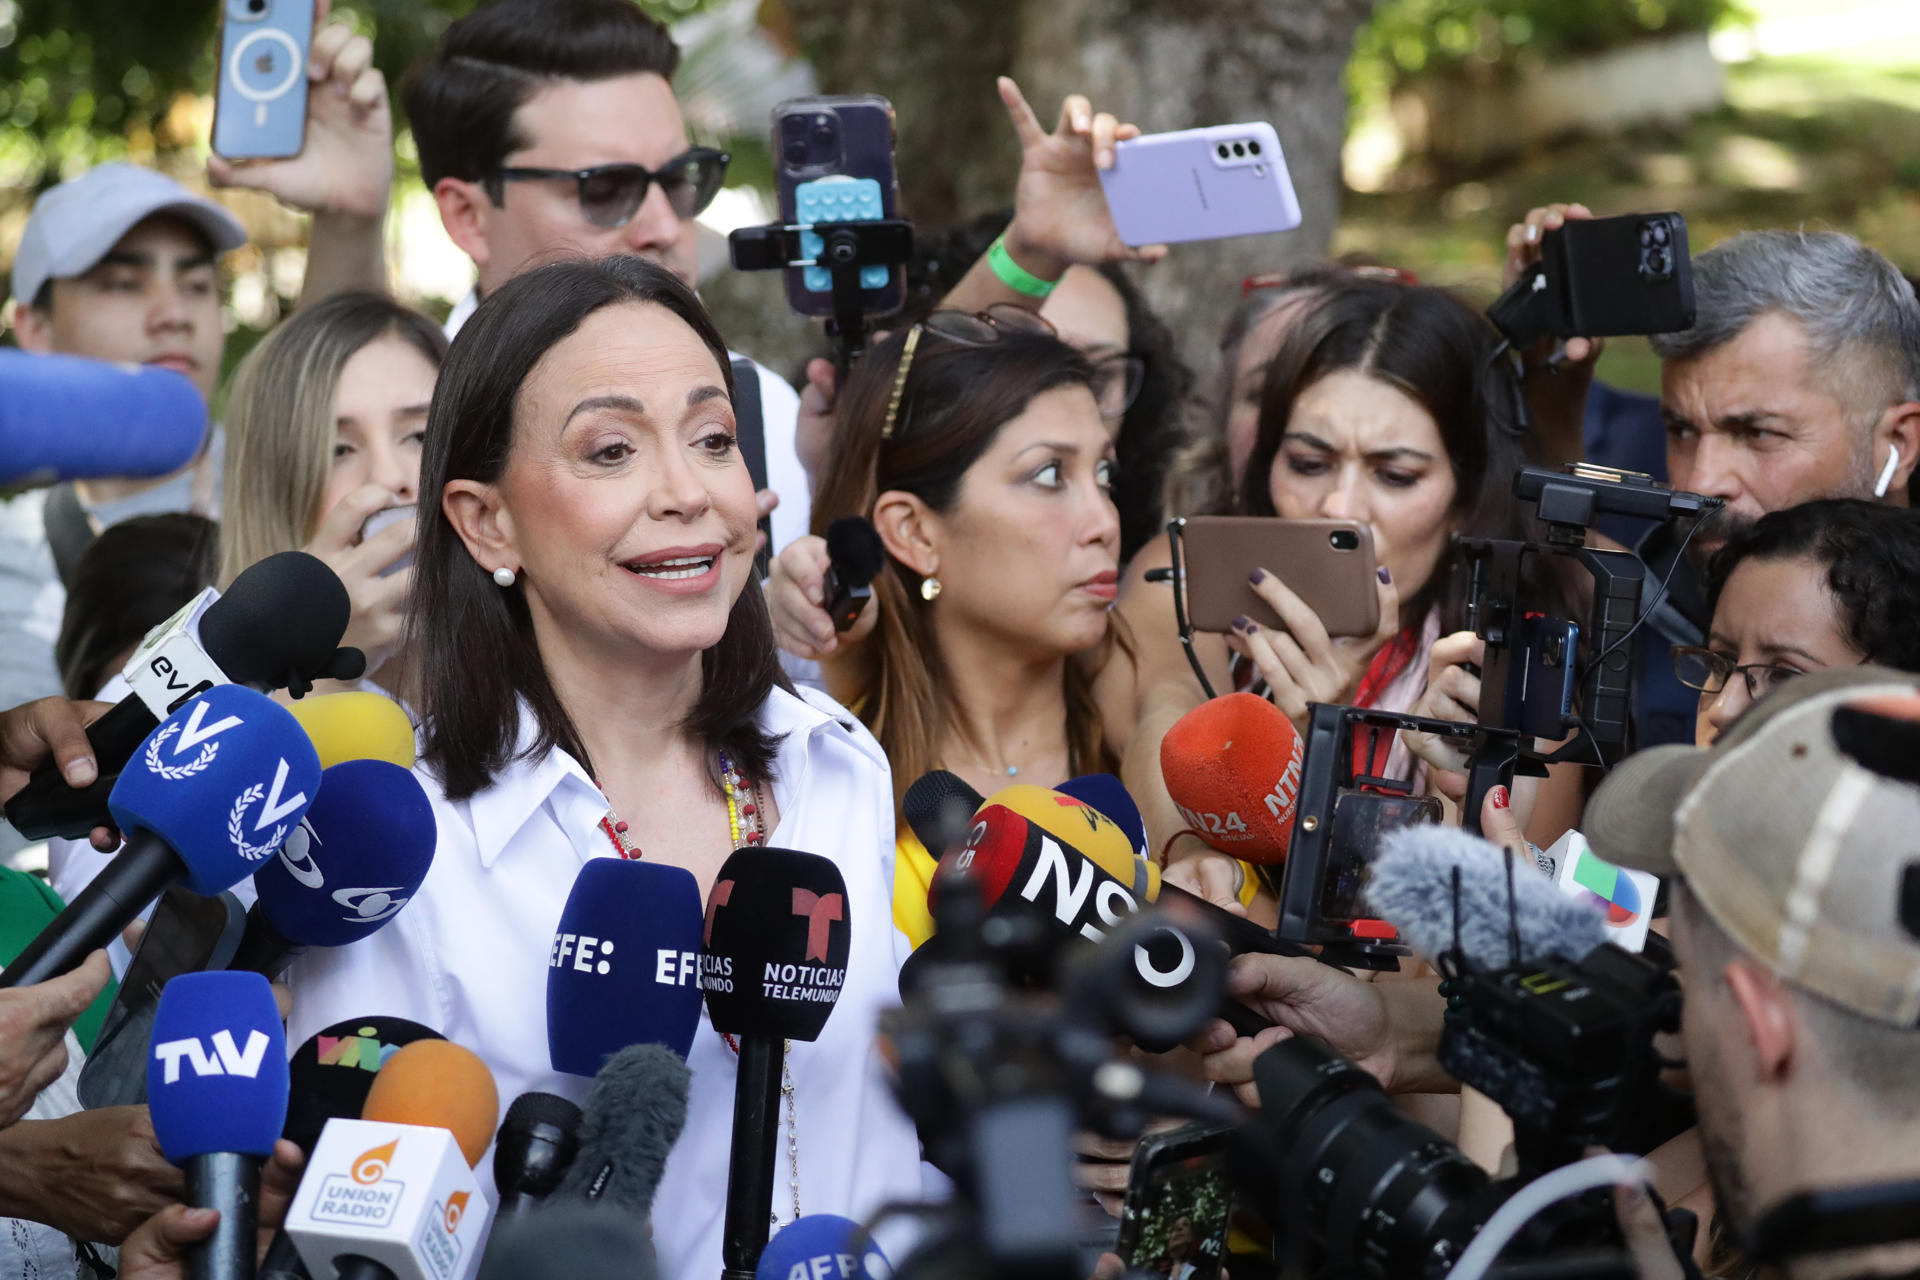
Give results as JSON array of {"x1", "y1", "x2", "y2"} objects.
[
  {"x1": 148, "y1": 971, "x2": 290, "y2": 1280},
  {"x1": 1366, "y1": 823, "x2": 1610, "y2": 969},
  {"x1": 1056, "y1": 772, "x2": 1150, "y2": 862},
  {"x1": 755, "y1": 1215, "x2": 891, "y2": 1280},
  {"x1": 551, "y1": 1042, "x2": 689, "y2": 1214},
  {"x1": 1, "y1": 685, "x2": 321, "y2": 987},
  {"x1": 477, "y1": 1207, "x2": 658, "y2": 1280},
  {"x1": 286, "y1": 691, "x2": 417, "y2": 770},
  {"x1": 0, "y1": 347, "x2": 207, "y2": 487},
  {"x1": 821, "y1": 516, "x2": 885, "y2": 632},
  {"x1": 547, "y1": 858, "x2": 706, "y2": 1074},
  {"x1": 231, "y1": 760, "x2": 437, "y2": 979},
  {"x1": 702, "y1": 847, "x2": 851, "y2": 1280},
  {"x1": 492, "y1": 1092, "x2": 583, "y2": 1219},
  {"x1": 6, "y1": 550, "x2": 361, "y2": 841},
  {"x1": 1159, "y1": 692, "x2": 1304, "y2": 864},
  {"x1": 361, "y1": 1040, "x2": 500, "y2": 1168}
]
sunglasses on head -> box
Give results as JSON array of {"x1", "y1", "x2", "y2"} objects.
[{"x1": 486, "y1": 147, "x2": 730, "y2": 229}]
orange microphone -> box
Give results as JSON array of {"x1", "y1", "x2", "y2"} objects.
[
  {"x1": 1159, "y1": 692, "x2": 1304, "y2": 865},
  {"x1": 361, "y1": 1039, "x2": 501, "y2": 1168}
]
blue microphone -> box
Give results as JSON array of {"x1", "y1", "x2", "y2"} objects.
[
  {"x1": 755, "y1": 1216, "x2": 891, "y2": 1280},
  {"x1": 2, "y1": 685, "x2": 321, "y2": 988},
  {"x1": 1056, "y1": 773, "x2": 1150, "y2": 862},
  {"x1": 548, "y1": 858, "x2": 705, "y2": 1075},
  {"x1": 234, "y1": 759, "x2": 437, "y2": 979},
  {"x1": 149, "y1": 970, "x2": 289, "y2": 1280},
  {"x1": 0, "y1": 347, "x2": 208, "y2": 487}
]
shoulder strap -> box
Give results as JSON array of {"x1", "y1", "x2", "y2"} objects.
[
  {"x1": 730, "y1": 357, "x2": 773, "y2": 574},
  {"x1": 43, "y1": 484, "x2": 96, "y2": 588}
]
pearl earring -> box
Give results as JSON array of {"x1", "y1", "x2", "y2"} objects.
[
  {"x1": 493, "y1": 566, "x2": 517, "y2": 588},
  {"x1": 920, "y1": 575, "x2": 941, "y2": 602}
]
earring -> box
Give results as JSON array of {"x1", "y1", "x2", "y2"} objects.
[
  {"x1": 920, "y1": 576, "x2": 942, "y2": 602},
  {"x1": 493, "y1": 566, "x2": 517, "y2": 588}
]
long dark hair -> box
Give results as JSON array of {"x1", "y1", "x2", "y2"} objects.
[
  {"x1": 412, "y1": 256, "x2": 789, "y2": 801},
  {"x1": 1241, "y1": 280, "x2": 1570, "y2": 632}
]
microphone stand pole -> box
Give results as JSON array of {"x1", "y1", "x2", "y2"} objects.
[{"x1": 720, "y1": 1035, "x2": 785, "y2": 1280}]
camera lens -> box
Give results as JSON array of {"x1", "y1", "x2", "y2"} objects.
[
  {"x1": 1216, "y1": 143, "x2": 1230, "y2": 159},
  {"x1": 784, "y1": 140, "x2": 807, "y2": 166},
  {"x1": 1329, "y1": 529, "x2": 1359, "y2": 552},
  {"x1": 1248, "y1": 140, "x2": 1262, "y2": 156},
  {"x1": 1232, "y1": 142, "x2": 1246, "y2": 157},
  {"x1": 247, "y1": 0, "x2": 265, "y2": 10},
  {"x1": 1648, "y1": 220, "x2": 1670, "y2": 247}
]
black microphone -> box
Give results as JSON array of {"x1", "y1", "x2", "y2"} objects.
[
  {"x1": 494, "y1": 1092, "x2": 584, "y2": 1219},
  {"x1": 702, "y1": 847, "x2": 851, "y2": 1280},
  {"x1": 6, "y1": 550, "x2": 362, "y2": 841},
  {"x1": 821, "y1": 517, "x2": 885, "y2": 632},
  {"x1": 552, "y1": 1043, "x2": 688, "y2": 1213},
  {"x1": 478, "y1": 1206, "x2": 659, "y2": 1280}
]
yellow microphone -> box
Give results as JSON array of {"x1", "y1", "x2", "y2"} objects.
[
  {"x1": 977, "y1": 783, "x2": 1162, "y2": 904},
  {"x1": 287, "y1": 691, "x2": 416, "y2": 770}
]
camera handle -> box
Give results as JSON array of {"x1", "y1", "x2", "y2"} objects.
[{"x1": 728, "y1": 219, "x2": 915, "y2": 379}]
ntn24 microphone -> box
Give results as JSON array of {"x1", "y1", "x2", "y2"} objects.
[
  {"x1": 285, "y1": 1117, "x2": 492, "y2": 1280},
  {"x1": 1160, "y1": 692, "x2": 1304, "y2": 864}
]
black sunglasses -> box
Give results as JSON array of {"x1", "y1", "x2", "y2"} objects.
[{"x1": 486, "y1": 147, "x2": 730, "y2": 229}]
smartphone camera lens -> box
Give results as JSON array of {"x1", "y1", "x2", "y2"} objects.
[
  {"x1": 784, "y1": 140, "x2": 807, "y2": 166},
  {"x1": 1232, "y1": 142, "x2": 1246, "y2": 157},
  {"x1": 1216, "y1": 143, "x2": 1230, "y2": 159},
  {"x1": 1248, "y1": 139, "x2": 1262, "y2": 156},
  {"x1": 247, "y1": 0, "x2": 265, "y2": 9},
  {"x1": 1329, "y1": 529, "x2": 1360, "y2": 552}
]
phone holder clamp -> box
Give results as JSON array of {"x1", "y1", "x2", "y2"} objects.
[{"x1": 729, "y1": 219, "x2": 915, "y2": 377}]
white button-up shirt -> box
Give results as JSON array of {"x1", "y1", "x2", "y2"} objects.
[{"x1": 284, "y1": 683, "x2": 927, "y2": 1280}]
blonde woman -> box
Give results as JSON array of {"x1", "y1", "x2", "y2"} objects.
[{"x1": 221, "y1": 291, "x2": 446, "y2": 702}]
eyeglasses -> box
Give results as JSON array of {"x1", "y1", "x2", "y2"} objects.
[
  {"x1": 882, "y1": 305, "x2": 1130, "y2": 440},
  {"x1": 486, "y1": 147, "x2": 730, "y2": 229},
  {"x1": 1239, "y1": 264, "x2": 1418, "y2": 297},
  {"x1": 1672, "y1": 646, "x2": 1806, "y2": 700}
]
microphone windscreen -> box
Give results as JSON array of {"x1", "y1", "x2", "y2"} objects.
[
  {"x1": 284, "y1": 1017, "x2": 444, "y2": 1154},
  {"x1": 553, "y1": 1043, "x2": 689, "y2": 1216},
  {"x1": 1055, "y1": 773, "x2": 1150, "y2": 862},
  {"x1": 901, "y1": 769, "x2": 984, "y2": 860},
  {"x1": 1160, "y1": 692, "x2": 1304, "y2": 864},
  {"x1": 1369, "y1": 824, "x2": 1610, "y2": 969},
  {"x1": 253, "y1": 759, "x2": 436, "y2": 948},
  {"x1": 477, "y1": 1206, "x2": 658, "y2": 1280},
  {"x1": 548, "y1": 859, "x2": 705, "y2": 1074},
  {"x1": 147, "y1": 970, "x2": 289, "y2": 1161},
  {"x1": 756, "y1": 1215, "x2": 891, "y2": 1280},
  {"x1": 824, "y1": 516, "x2": 886, "y2": 589},
  {"x1": 361, "y1": 1040, "x2": 499, "y2": 1167},
  {"x1": 199, "y1": 551, "x2": 351, "y2": 690},
  {"x1": 108, "y1": 685, "x2": 323, "y2": 896},
  {"x1": 701, "y1": 847, "x2": 850, "y2": 1042},
  {"x1": 982, "y1": 784, "x2": 1160, "y2": 904},
  {"x1": 286, "y1": 691, "x2": 416, "y2": 769},
  {"x1": 0, "y1": 349, "x2": 207, "y2": 486}
]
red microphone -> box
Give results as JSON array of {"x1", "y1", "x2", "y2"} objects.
[{"x1": 1160, "y1": 693, "x2": 1304, "y2": 864}]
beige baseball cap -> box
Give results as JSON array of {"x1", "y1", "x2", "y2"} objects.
[{"x1": 1587, "y1": 665, "x2": 1920, "y2": 1026}]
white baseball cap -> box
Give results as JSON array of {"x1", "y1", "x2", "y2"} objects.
[{"x1": 10, "y1": 162, "x2": 248, "y2": 304}]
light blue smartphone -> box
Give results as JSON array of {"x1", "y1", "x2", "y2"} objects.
[
  {"x1": 1098, "y1": 122, "x2": 1303, "y2": 247},
  {"x1": 212, "y1": 0, "x2": 314, "y2": 161}
]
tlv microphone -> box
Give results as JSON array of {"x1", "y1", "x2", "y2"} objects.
[
  {"x1": 552, "y1": 1043, "x2": 689, "y2": 1215},
  {"x1": 755, "y1": 1215, "x2": 891, "y2": 1280},
  {"x1": 821, "y1": 516, "x2": 885, "y2": 632},
  {"x1": 231, "y1": 759, "x2": 437, "y2": 980},
  {"x1": 548, "y1": 858, "x2": 705, "y2": 1075},
  {"x1": 286, "y1": 691, "x2": 417, "y2": 770},
  {"x1": 2, "y1": 685, "x2": 321, "y2": 988},
  {"x1": 492, "y1": 1092, "x2": 582, "y2": 1219},
  {"x1": 148, "y1": 971, "x2": 290, "y2": 1280},
  {"x1": 6, "y1": 550, "x2": 361, "y2": 841},
  {"x1": 703, "y1": 847, "x2": 851, "y2": 1280},
  {"x1": 0, "y1": 347, "x2": 208, "y2": 487},
  {"x1": 1367, "y1": 823, "x2": 1610, "y2": 969},
  {"x1": 1159, "y1": 691, "x2": 1304, "y2": 865}
]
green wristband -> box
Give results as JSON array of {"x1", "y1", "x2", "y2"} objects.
[{"x1": 987, "y1": 234, "x2": 1060, "y2": 299}]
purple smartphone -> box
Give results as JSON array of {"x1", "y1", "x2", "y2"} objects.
[{"x1": 1098, "y1": 122, "x2": 1302, "y2": 247}]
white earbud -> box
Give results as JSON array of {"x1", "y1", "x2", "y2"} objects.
[{"x1": 1875, "y1": 446, "x2": 1903, "y2": 499}]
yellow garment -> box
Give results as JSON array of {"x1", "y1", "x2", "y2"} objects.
[{"x1": 894, "y1": 826, "x2": 940, "y2": 949}]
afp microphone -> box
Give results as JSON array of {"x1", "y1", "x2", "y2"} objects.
[
  {"x1": 6, "y1": 550, "x2": 361, "y2": 841},
  {"x1": 548, "y1": 858, "x2": 706, "y2": 1074},
  {"x1": 2, "y1": 685, "x2": 321, "y2": 987},
  {"x1": 703, "y1": 847, "x2": 851, "y2": 1280},
  {"x1": 755, "y1": 1215, "x2": 890, "y2": 1280},
  {"x1": 148, "y1": 971, "x2": 290, "y2": 1280},
  {"x1": 231, "y1": 759, "x2": 437, "y2": 979},
  {"x1": 1160, "y1": 692, "x2": 1304, "y2": 864},
  {"x1": 0, "y1": 347, "x2": 207, "y2": 487}
]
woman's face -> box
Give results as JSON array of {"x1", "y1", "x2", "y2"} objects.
[
  {"x1": 319, "y1": 334, "x2": 438, "y2": 523},
  {"x1": 482, "y1": 302, "x2": 758, "y2": 662},
  {"x1": 1267, "y1": 369, "x2": 1458, "y2": 601},
  {"x1": 1227, "y1": 294, "x2": 1315, "y2": 487},
  {"x1": 1696, "y1": 554, "x2": 1863, "y2": 744},
  {"x1": 1040, "y1": 266, "x2": 1132, "y2": 426},
  {"x1": 922, "y1": 383, "x2": 1121, "y2": 658}
]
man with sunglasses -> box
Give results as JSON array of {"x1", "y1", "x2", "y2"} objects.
[{"x1": 403, "y1": 0, "x2": 804, "y2": 553}]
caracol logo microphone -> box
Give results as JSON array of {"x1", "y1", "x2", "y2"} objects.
[
  {"x1": 275, "y1": 824, "x2": 411, "y2": 925},
  {"x1": 153, "y1": 1028, "x2": 273, "y2": 1083}
]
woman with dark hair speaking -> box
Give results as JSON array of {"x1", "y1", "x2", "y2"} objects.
[{"x1": 282, "y1": 257, "x2": 924, "y2": 1277}]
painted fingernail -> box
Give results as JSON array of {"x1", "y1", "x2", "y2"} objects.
[
  {"x1": 1491, "y1": 785, "x2": 1511, "y2": 810},
  {"x1": 1231, "y1": 614, "x2": 1254, "y2": 634},
  {"x1": 1248, "y1": 568, "x2": 1266, "y2": 586},
  {"x1": 1377, "y1": 566, "x2": 1392, "y2": 584}
]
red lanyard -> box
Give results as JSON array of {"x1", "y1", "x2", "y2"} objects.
[{"x1": 1351, "y1": 628, "x2": 1419, "y2": 782}]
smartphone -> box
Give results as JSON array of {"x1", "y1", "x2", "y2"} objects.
[
  {"x1": 1099, "y1": 123, "x2": 1301, "y2": 247},
  {"x1": 213, "y1": 0, "x2": 314, "y2": 160},
  {"x1": 1315, "y1": 790, "x2": 1445, "y2": 929},
  {"x1": 1542, "y1": 212, "x2": 1694, "y2": 338},
  {"x1": 1115, "y1": 1122, "x2": 1233, "y2": 1277},
  {"x1": 361, "y1": 504, "x2": 416, "y2": 578},
  {"x1": 772, "y1": 95, "x2": 905, "y2": 319},
  {"x1": 1507, "y1": 614, "x2": 1580, "y2": 740},
  {"x1": 1177, "y1": 517, "x2": 1379, "y2": 638}
]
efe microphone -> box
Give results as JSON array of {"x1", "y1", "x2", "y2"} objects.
[
  {"x1": 148, "y1": 970, "x2": 290, "y2": 1280},
  {"x1": 821, "y1": 517, "x2": 885, "y2": 632}
]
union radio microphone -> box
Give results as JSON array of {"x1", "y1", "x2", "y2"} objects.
[
  {"x1": 820, "y1": 516, "x2": 885, "y2": 632},
  {"x1": 0, "y1": 347, "x2": 208, "y2": 487},
  {"x1": 703, "y1": 847, "x2": 852, "y2": 1280},
  {"x1": 1159, "y1": 692, "x2": 1305, "y2": 865},
  {"x1": 148, "y1": 971, "x2": 290, "y2": 1280},
  {"x1": 2, "y1": 685, "x2": 321, "y2": 987},
  {"x1": 231, "y1": 760, "x2": 437, "y2": 980},
  {"x1": 548, "y1": 857, "x2": 706, "y2": 1073},
  {"x1": 6, "y1": 550, "x2": 361, "y2": 841},
  {"x1": 492, "y1": 1092, "x2": 583, "y2": 1219},
  {"x1": 755, "y1": 1215, "x2": 890, "y2": 1280}
]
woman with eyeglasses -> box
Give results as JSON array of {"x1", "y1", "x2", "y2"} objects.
[{"x1": 1678, "y1": 499, "x2": 1920, "y2": 745}]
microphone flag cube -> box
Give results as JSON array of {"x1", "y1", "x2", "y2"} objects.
[
  {"x1": 286, "y1": 1117, "x2": 492, "y2": 1280},
  {"x1": 147, "y1": 970, "x2": 289, "y2": 1162}
]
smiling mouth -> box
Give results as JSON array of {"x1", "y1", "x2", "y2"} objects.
[{"x1": 622, "y1": 554, "x2": 717, "y2": 581}]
